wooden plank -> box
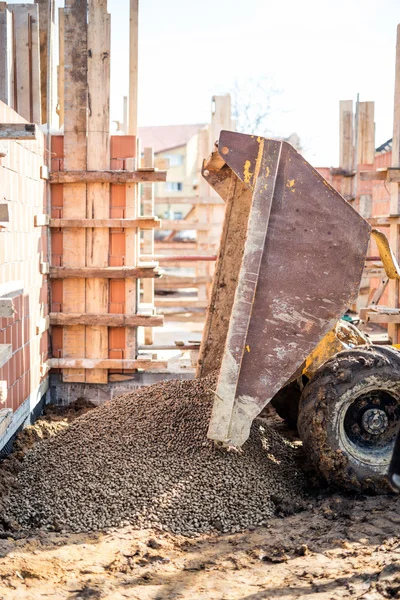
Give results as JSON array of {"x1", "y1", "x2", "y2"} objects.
[
  {"x1": 57, "y1": 7, "x2": 64, "y2": 127},
  {"x1": 0, "y1": 344, "x2": 12, "y2": 369},
  {"x1": 0, "y1": 204, "x2": 9, "y2": 222},
  {"x1": 155, "y1": 298, "x2": 209, "y2": 308},
  {"x1": 0, "y1": 298, "x2": 15, "y2": 317},
  {"x1": 360, "y1": 168, "x2": 388, "y2": 181},
  {"x1": 339, "y1": 100, "x2": 353, "y2": 200},
  {"x1": 162, "y1": 220, "x2": 210, "y2": 231},
  {"x1": 50, "y1": 313, "x2": 163, "y2": 326},
  {"x1": 155, "y1": 276, "x2": 212, "y2": 289},
  {"x1": 155, "y1": 196, "x2": 224, "y2": 205},
  {"x1": 128, "y1": 0, "x2": 138, "y2": 136},
  {"x1": 142, "y1": 147, "x2": 155, "y2": 345},
  {"x1": 35, "y1": 0, "x2": 57, "y2": 125},
  {"x1": 0, "y1": 123, "x2": 36, "y2": 139},
  {"x1": 85, "y1": 0, "x2": 111, "y2": 384},
  {"x1": 49, "y1": 217, "x2": 161, "y2": 229},
  {"x1": 48, "y1": 358, "x2": 168, "y2": 370},
  {"x1": 0, "y1": 8, "x2": 14, "y2": 108},
  {"x1": 9, "y1": 3, "x2": 41, "y2": 123},
  {"x1": 62, "y1": 0, "x2": 88, "y2": 383},
  {"x1": 356, "y1": 101, "x2": 375, "y2": 165},
  {"x1": 49, "y1": 170, "x2": 166, "y2": 184},
  {"x1": 389, "y1": 23, "x2": 400, "y2": 344},
  {"x1": 50, "y1": 266, "x2": 161, "y2": 279}
]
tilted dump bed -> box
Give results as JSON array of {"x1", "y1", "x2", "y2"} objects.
[{"x1": 198, "y1": 131, "x2": 371, "y2": 447}]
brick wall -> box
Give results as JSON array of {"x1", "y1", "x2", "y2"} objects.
[{"x1": 0, "y1": 101, "x2": 49, "y2": 445}]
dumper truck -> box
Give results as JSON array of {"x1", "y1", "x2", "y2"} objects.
[{"x1": 197, "y1": 130, "x2": 400, "y2": 493}]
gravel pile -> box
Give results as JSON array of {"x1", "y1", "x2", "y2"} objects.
[{"x1": 4, "y1": 375, "x2": 305, "y2": 535}]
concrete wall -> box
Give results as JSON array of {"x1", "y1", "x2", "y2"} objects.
[{"x1": 0, "y1": 101, "x2": 49, "y2": 450}]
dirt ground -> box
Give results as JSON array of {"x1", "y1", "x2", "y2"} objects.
[{"x1": 0, "y1": 404, "x2": 399, "y2": 599}]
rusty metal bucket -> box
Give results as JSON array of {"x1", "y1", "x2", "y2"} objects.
[{"x1": 199, "y1": 131, "x2": 371, "y2": 447}]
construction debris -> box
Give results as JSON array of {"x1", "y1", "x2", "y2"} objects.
[{"x1": 1, "y1": 375, "x2": 304, "y2": 536}]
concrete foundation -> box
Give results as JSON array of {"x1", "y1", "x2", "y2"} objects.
[{"x1": 49, "y1": 370, "x2": 195, "y2": 406}]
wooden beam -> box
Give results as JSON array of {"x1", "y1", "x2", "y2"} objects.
[
  {"x1": 360, "y1": 168, "x2": 400, "y2": 182},
  {"x1": 155, "y1": 196, "x2": 224, "y2": 205},
  {"x1": 9, "y1": 3, "x2": 41, "y2": 123},
  {"x1": 0, "y1": 298, "x2": 15, "y2": 317},
  {"x1": 50, "y1": 312, "x2": 163, "y2": 327},
  {"x1": 50, "y1": 266, "x2": 162, "y2": 279},
  {"x1": 0, "y1": 8, "x2": 14, "y2": 108},
  {"x1": 85, "y1": 0, "x2": 111, "y2": 384},
  {"x1": 356, "y1": 101, "x2": 375, "y2": 165},
  {"x1": 0, "y1": 123, "x2": 37, "y2": 139},
  {"x1": 155, "y1": 276, "x2": 212, "y2": 289},
  {"x1": 142, "y1": 146, "x2": 155, "y2": 345},
  {"x1": 162, "y1": 220, "x2": 210, "y2": 231},
  {"x1": 57, "y1": 7, "x2": 64, "y2": 127},
  {"x1": 49, "y1": 217, "x2": 161, "y2": 229},
  {"x1": 48, "y1": 358, "x2": 168, "y2": 370},
  {"x1": 62, "y1": 0, "x2": 88, "y2": 383},
  {"x1": 0, "y1": 344, "x2": 12, "y2": 368},
  {"x1": 35, "y1": 0, "x2": 56, "y2": 124},
  {"x1": 128, "y1": 0, "x2": 138, "y2": 136},
  {"x1": 155, "y1": 297, "x2": 208, "y2": 308},
  {"x1": 49, "y1": 170, "x2": 166, "y2": 184}
]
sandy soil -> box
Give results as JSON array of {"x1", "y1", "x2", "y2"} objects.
[
  {"x1": 0, "y1": 492, "x2": 399, "y2": 599},
  {"x1": 0, "y1": 404, "x2": 399, "y2": 599}
]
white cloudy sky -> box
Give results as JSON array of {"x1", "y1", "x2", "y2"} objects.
[{"x1": 13, "y1": 0, "x2": 400, "y2": 166}]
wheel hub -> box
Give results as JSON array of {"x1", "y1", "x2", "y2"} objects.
[{"x1": 361, "y1": 408, "x2": 389, "y2": 435}]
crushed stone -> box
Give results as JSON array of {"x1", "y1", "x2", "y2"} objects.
[{"x1": 2, "y1": 374, "x2": 305, "y2": 535}]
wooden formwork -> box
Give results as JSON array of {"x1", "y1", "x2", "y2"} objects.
[{"x1": 49, "y1": 0, "x2": 166, "y2": 382}]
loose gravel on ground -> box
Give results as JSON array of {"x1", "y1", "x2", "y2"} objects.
[{"x1": 1, "y1": 374, "x2": 305, "y2": 535}]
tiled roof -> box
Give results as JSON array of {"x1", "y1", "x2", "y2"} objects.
[
  {"x1": 376, "y1": 138, "x2": 392, "y2": 154},
  {"x1": 138, "y1": 124, "x2": 206, "y2": 154}
]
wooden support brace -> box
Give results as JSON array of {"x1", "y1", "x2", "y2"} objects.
[
  {"x1": 50, "y1": 266, "x2": 162, "y2": 279},
  {"x1": 49, "y1": 170, "x2": 167, "y2": 184},
  {"x1": 49, "y1": 217, "x2": 161, "y2": 229},
  {"x1": 0, "y1": 124, "x2": 37, "y2": 139},
  {"x1": 0, "y1": 344, "x2": 12, "y2": 369},
  {"x1": 50, "y1": 312, "x2": 163, "y2": 326},
  {"x1": 48, "y1": 358, "x2": 168, "y2": 370},
  {"x1": 0, "y1": 298, "x2": 15, "y2": 317}
]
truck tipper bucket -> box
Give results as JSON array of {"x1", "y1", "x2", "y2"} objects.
[{"x1": 198, "y1": 130, "x2": 371, "y2": 448}]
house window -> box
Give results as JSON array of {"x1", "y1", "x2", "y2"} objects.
[
  {"x1": 164, "y1": 154, "x2": 184, "y2": 167},
  {"x1": 165, "y1": 182, "x2": 183, "y2": 192},
  {"x1": 173, "y1": 211, "x2": 183, "y2": 220}
]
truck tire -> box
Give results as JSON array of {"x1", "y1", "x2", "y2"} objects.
[
  {"x1": 270, "y1": 381, "x2": 301, "y2": 428},
  {"x1": 297, "y1": 346, "x2": 400, "y2": 493}
]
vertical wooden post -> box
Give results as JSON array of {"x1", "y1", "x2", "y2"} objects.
[
  {"x1": 57, "y1": 7, "x2": 64, "y2": 128},
  {"x1": 339, "y1": 100, "x2": 353, "y2": 200},
  {"x1": 0, "y1": 7, "x2": 14, "y2": 109},
  {"x1": 9, "y1": 3, "x2": 41, "y2": 124},
  {"x1": 142, "y1": 147, "x2": 155, "y2": 345},
  {"x1": 62, "y1": 0, "x2": 88, "y2": 383},
  {"x1": 85, "y1": 0, "x2": 111, "y2": 384},
  {"x1": 35, "y1": 0, "x2": 56, "y2": 125},
  {"x1": 389, "y1": 24, "x2": 400, "y2": 343},
  {"x1": 129, "y1": 0, "x2": 138, "y2": 137},
  {"x1": 125, "y1": 0, "x2": 139, "y2": 363},
  {"x1": 356, "y1": 101, "x2": 375, "y2": 219}
]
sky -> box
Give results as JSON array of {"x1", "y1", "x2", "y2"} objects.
[{"x1": 14, "y1": 0, "x2": 400, "y2": 166}]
